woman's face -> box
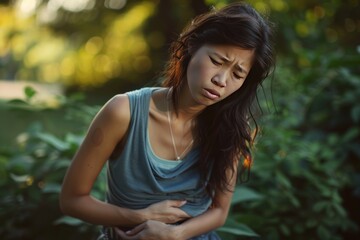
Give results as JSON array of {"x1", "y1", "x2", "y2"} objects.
[{"x1": 186, "y1": 44, "x2": 254, "y2": 106}]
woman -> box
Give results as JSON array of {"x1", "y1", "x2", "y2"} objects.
[{"x1": 60, "y1": 2, "x2": 275, "y2": 240}]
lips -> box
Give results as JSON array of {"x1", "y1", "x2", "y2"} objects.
[{"x1": 203, "y1": 88, "x2": 220, "y2": 100}]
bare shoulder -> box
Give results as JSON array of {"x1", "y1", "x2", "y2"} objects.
[
  {"x1": 105, "y1": 93, "x2": 130, "y2": 116},
  {"x1": 97, "y1": 94, "x2": 130, "y2": 123},
  {"x1": 90, "y1": 94, "x2": 130, "y2": 140}
]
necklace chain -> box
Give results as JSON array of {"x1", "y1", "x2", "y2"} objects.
[{"x1": 166, "y1": 89, "x2": 194, "y2": 161}]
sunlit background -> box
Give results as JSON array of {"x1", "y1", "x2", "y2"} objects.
[
  {"x1": 1, "y1": 0, "x2": 358, "y2": 89},
  {"x1": 0, "y1": 0, "x2": 359, "y2": 239}
]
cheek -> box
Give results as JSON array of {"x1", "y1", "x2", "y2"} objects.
[
  {"x1": 187, "y1": 63, "x2": 198, "y2": 85},
  {"x1": 187, "y1": 56, "x2": 211, "y2": 79},
  {"x1": 226, "y1": 79, "x2": 246, "y2": 96}
]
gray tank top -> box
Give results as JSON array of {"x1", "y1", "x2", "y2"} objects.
[{"x1": 106, "y1": 87, "x2": 212, "y2": 217}]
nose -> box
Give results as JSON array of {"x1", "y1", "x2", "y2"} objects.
[{"x1": 211, "y1": 72, "x2": 227, "y2": 87}]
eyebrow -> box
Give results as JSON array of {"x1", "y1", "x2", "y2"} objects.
[{"x1": 213, "y1": 52, "x2": 248, "y2": 74}]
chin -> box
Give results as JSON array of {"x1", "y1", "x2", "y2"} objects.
[{"x1": 199, "y1": 96, "x2": 221, "y2": 106}]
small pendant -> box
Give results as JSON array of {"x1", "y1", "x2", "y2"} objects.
[{"x1": 176, "y1": 156, "x2": 181, "y2": 161}]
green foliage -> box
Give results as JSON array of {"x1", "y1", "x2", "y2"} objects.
[
  {"x1": 0, "y1": 96, "x2": 103, "y2": 240},
  {"x1": 228, "y1": 50, "x2": 360, "y2": 239},
  {"x1": 24, "y1": 86, "x2": 37, "y2": 101},
  {"x1": 218, "y1": 186, "x2": 263, "y2": 239}
]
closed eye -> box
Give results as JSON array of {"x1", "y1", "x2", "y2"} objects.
[
  {"x1": 233, "y1": 72, "x2": 243, "y2": 80},
  {"x1": 209, "y1": 56, "x2": 222, "y2": 66}
]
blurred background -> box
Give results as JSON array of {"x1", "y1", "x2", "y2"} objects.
[{"x1": 0, "y1": 0, "x2": 359, "y2": 239}]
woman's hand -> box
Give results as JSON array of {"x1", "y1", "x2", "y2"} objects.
[
  {"x1": 114, "y1": 220, "x2": 182, "y2": 240},
  {"x1": 143, "y1": 200, "x2": 191, "y2": 224}
]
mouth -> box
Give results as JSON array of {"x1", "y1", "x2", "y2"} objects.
[{"x1": 203, "y1": 88, "x2": 220, "y2": 100}]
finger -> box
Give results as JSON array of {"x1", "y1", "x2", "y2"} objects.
[
  {"x1": 114, "y1": 227, "x2": 128, "y2": 239},
  {"x1": 169, "y1": 199, "x2": 187, "y2": 207},
  {"x1": 180, "y1": 211, "x2": 191, "y2": 218},
  {"x1": 125, "y1": 223, "x2": 146, "y2": 236},
  {"x1": 173, "y1": 208, "x2": 191, "y2": 218}
]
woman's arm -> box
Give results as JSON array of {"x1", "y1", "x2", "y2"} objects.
[
  {"x1": 60, "y1": 94, "x2": 144, "y2": 226},
  {"x1": 60, "y1": 95, "x2": 190, "y2": 227},
  {"x1": 173, "y1": 185, "x2": 235, "y2": 239}
]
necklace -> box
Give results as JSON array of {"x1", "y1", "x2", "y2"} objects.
[{"x1": 166, "y1": 90, "x2": 194, "y2": 161}]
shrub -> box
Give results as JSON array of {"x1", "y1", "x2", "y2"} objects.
[
  {"x1": 0, "y1": 91, "x2": 103, "y2": 240},
  {"x1": 232, "y1": 49, "x2": 360, "y2": 239}
]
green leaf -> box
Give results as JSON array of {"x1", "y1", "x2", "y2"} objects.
[
  {"x1": 351, "y1": 106, "x2": 360, "y2": 123},
  {"x1": 231, "y1": 186, "x2": 263, "y2": 204},
  {"x1": 317, "y1": 225, "x2": 331, "y2": 239},
  {"x1": 219, "y1": 218, "x2": 259, "y2": 237},
  {"x1": 332, "y1": 203, "x2": 347, "y2": 217},
  {"x1": 6, "y1": 98, "x2": 28, "y2": 105},
  {"x1": 10, "y1": 173, "x2": 31, "y2": 183},
  {"x1": 54, "y1": 216, "x2": 85, "y2": 226},
  {"x1": 313, "y1": 201, "x2": 329, "y2": 212},
  {"x1": 27, "y1": 122, "x2": 43, "y2": 135},
  {"x1": 286, "y1": 191, "x2": 300, "y2": 208},
  {"x1": 65, "y1": 133, "x2": 83, "y2": 145},
  {"x1": 68, "y1": 92, "x2": 86, "y2": 102},
  {"x1": 342, "y1": 128, "x2": 360, "y2": 143},
  {"x1": 52, "y1": 159, "x2": 71, "y2": 170},
  {"x1": 218, "y1": 225, "x2": 259, "y2": 237},
  {"x1": 218, "y1": 227, "x2": 257, "y2": 237},
  {"x1": 280, "y1": 224, "x2": 290, "y2": 236},
  {"x1": 42, "y1": 183, "x2": 62, "y2": 193},
  {"x1": 7, "y1": 155, "x2": 34, "y2": 173},
  {"x1": 276, "y1": 171, "x2": 292, "y2": 188},
  {"x1": 24, "y1": 86, "x2": 37, "y2": 100},
  {"x1": 35, "y1": 132, "x2": 69, "y2": 151},
  {"x1": 349, "y1": 143, "x2": 360, "y2": 157}
]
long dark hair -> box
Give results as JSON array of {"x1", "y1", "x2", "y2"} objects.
[{"x1": 162, "y1": 2, "x2": 275, "y2": 197}]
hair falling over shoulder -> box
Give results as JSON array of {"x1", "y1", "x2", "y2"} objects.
[{"x1": 162, "y1": 2, "x2": 276, "y2": 198}]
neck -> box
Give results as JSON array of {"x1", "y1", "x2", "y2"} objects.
[
  {"x1": 170, "y1": 86, "x2": 206, "y2": 122},
  {"x1": 166, "y1": 87, "x2": 195, "y2": 160}
]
